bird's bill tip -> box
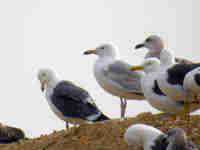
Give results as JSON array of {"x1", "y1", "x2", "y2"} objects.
[
  {"x1": 135, "y1": 43, "x2": 145, "y2": 49},
  {"x1": 83, "y1": 50, "x2": 96, "y2": 55},
  {"x1": 130, "y1": 66, "x2": 144, "y2": 71},
  {"x1": 41, "y1": 81, "x2": 46, "y2": 92}
]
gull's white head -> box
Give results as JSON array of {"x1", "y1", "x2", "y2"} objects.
[
  {"x1": 135, "y1": 35, "x2": 164, "y2": 54},
  {"x1": 124, "y1": 124, "x2": 163, "y2": 148},
  {"x1": 37, "y1": 68, "x2": 58, "y2": 92},
  {"x1": 130, "y1": 58, "x2": 161, "y2": 74},
  {"x1": 83, "y1": 43, "x2": 119, "y2": 58}
]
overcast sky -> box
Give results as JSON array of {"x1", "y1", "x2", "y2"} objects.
[{"x1": 0, "y1": 0, "x2": 199, "y2": 137}]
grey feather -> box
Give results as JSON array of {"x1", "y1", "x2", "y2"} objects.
[{"x1": 103, "y1": 60, "x2": 143, "y2": 95}]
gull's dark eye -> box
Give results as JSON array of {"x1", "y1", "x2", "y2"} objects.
[
  {"x1": 42, "y1": 73, "x2": 46, "y2": 77},
  {"x1": 147, "y1": 62, "x2": 152, "y2": 65},
  {"x1": 100, "y1": 47, "x2": 105, "y2": 49}
]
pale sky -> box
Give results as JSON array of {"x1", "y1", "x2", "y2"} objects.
[{"x1": 0, "y1": 0, "x2": 199, "y2": 137}]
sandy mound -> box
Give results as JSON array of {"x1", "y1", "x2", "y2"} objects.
[{"x1": 1, "y1": 112, "x2": 200, "y2": 150}]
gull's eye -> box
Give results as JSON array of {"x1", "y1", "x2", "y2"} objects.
[
  {"x1": 41, "y1": 73, "x2": 46, "y2": 77},
  {"x1": 100, "y1": 47, "x2": 105, "y2": 49},
  {"x1": 147, "y1": 62, "x2": 152, "y2": 65}
]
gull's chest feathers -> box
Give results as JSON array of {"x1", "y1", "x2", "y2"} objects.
[
  {"x1": 93, "y1": 58, "x2": 125, "y2": 97},
  {"x1": 45, "y1": 86, "x2": 66, "y2": 120},
  {"x1": 94, "y1": 58, "x2": 112, "y2": 85}
]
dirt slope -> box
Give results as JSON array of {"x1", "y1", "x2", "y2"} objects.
[{"x1": 1, "y1": 112, "x2": 200, "y2": 150}]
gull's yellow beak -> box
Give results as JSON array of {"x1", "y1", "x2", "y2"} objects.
[
  {"x1": 130, "y1": 66, "x2": 144, "y2": 71},
  {"x1": 83, "y1": 50, "x2": 96, "y2": 55},
  {"x1": 41, "y1": 81, "x2": 46, "y2": 92}
]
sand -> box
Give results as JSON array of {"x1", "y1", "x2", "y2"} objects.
[{"x1": 1, "y1": 112, "x2": 200, "y2": 150}]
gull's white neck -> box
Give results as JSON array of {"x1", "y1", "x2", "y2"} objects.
[
  {"x1": 145, "y1": 49, "x2": 161, "y2": 59},
  {"x1": 100, "y1": 55, "x2": 118, "y2": 60},
  {"x1": 160, "y1": 50, "x2": 175, "y2": 67},
  {"x1": 144, "y1": 65, "x2": 161, "y2": 75},
  {"x1": 46, "y1": 76, "x2": 60, "y2": 91},
  {"x1": 44, "y1": 75, "x2": 64, "y2": 121}
]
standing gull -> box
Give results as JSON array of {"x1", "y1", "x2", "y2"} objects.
[
  {"x1": 134, "y1": 35, "x2": 194, "y2": 64},
  {"x1": 155, "y1": 50, "x2": 200, "y2": 121},
  {"x1": 124, "y1": 124, "x2": 200, "y2": 150},
  {"x1": 135, "y1": 43, "x2": 200, "y2": 121},
  {"x1": 130, "y1": 58, "x2": 200, "y2": 118},
  {"x1": 38, "y1": 68, "x2": 110, "y2": 128},
  {"x1": 83, "y1": 43, "x2": 145, "y2": 120}
]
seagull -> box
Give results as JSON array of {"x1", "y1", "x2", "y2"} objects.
[
  {"x1": 38, "y1": 68, "x2": 110, "y2": 128},
  {"x1": 135, "y1": 43, "x2": 200, "y2": 122},
  {"x1": 134, "y1": 35, "x2": 196, "y2": 101},
  {"x1": 124, "y1": 124, "x2": 200, "y2": 150},
  {"x1": 83, "y1": 43, "x2": 145, "y2": 120},
  {"x1": 130, "y1": 58, "x2": 200, "y2": 119},
  {"x1": 124, "y1": 124, "x2": 165, "y2": 150},
  {"x1": 0, "y1": 123, "x2": 25, "y2": 144},
  {"x1": 156, "y1": 53, "x2": 200, "y2": 122},
  {"x1": 134, "y1": 35, "x2": 194, "y2": 64}
]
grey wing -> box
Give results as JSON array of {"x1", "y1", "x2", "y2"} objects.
[{"x1": 103, "y1": 60, "x2": 143, "y2": 94}]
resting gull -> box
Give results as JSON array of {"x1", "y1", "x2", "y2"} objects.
[
  {"x1": 134, "y1": 35, "x2": 194, "y2": 64},
  {"x1": 83, "y1": 43, "x2": 145, "y2": 120},
  {"x1": 0, "y1": 123, "x2": 26, "y2": 144},
  {"x1": 124, "y1": 124, "x2": 200, "y2": 150},
  {"x1": 124, "y1": 124, "x2": 165, "y2": 150},
  {"x1": 130, "y1": 58, "x2": 200, "y2": 119},
  {"x1": 38, "y1": 68, "x2": 110, "y2": 128}
]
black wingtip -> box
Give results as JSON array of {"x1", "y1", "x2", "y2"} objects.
[
  {"x1": 94, "y1": 113, "x2": 110, "y2": 122},
  {"x1": 194, "y1": 73, "x2": 200, "y2": 86}
]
